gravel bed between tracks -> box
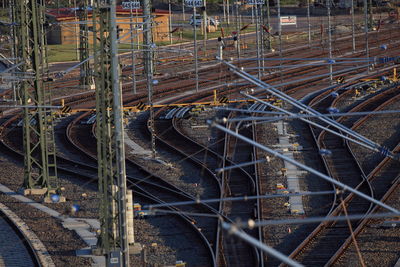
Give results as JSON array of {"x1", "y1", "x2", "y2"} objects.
[
  {"x1": 125, "y1": 113, "x2": 211, "y2": 266},
  {"x1": 176, "y1": 104, "x2": 331, "y2": 263},
  {"x1": 130, "y1": 218, "x2": 176, "y2": 266},
  {"x1": 178, "y1": 107, "x2": 222, "y2": 148},
  {"x1": 349, "y1": 100, "x2": 400, "y2": 174},
  {"x1": 334, "y1": 184, "x2": 400, "y2": 267},
  {"x1": 335, "y1": 99, "x2": 400, "y2": 267},
  {"x1": 126, "y1": 112, "x2": 204, "y2": 197},
  {"x1": 256, "y1": 110, "x2": 334, "y2": 265},
  {"x1": 0, "y1": 154, "x2": 91, "y2": 266},
  {"x1": 1, "y1": 120, "x2": 179, "y2": 266},
  {"x1": 52, "y1": 84, "x2": 89, "y2": 99},
  {"x1": 177, "y1": 104, "x2": 336, "y2": 264}
]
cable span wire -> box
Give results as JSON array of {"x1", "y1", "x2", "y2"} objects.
[
  {"x1": 218, "y1": 110, "x2": 400, "y2": 123},
  {"x1": 221, "y1": 222, "x2": 304, "y2": 267},
  {"x1": 209, "y1": 120, "x2": 400, "y2": 214},
  {"x1": 237, "y1": 212, "x2": 398, "y2": 228},
  {"x1": 144, "y1": 190, "x2": 337, "y2": 209}
]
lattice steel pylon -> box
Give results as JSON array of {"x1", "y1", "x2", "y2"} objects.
[
  {"x1": 92, "y1": 0, "x2": 130, "y2": 265},
  {"x1": 78, "y1": 0, "x2": 92, "y2": 89},
  {"x1": 143, "y1": 0, "x2": 156, "y2": 158},
  {"x1": 14, "y1": 0, "x2": 59, "y2": 195}
]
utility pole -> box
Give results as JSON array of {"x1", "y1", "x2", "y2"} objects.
[
  {"x1": 368, "y1": 0, "x2": 373, "y2": 29},
  {"x1": 364, "y1": 0, "x2": 369, "y2": 73},
  {"x1": 266, "y1": 0, "x2": 271, "y2": 50},
  {"x1": 143, "y1": 0, "x2": 156, "y2": 158},
  {"x1": 78, "y1": 0, "x2": 92, "y2": 89},
  {"x1": 191, "y1": 4, "x2": 199, "y2": 92},
  {"x1": 74, "y1": 0, "x2": 79, "y2": 60},
  {"x1": 351, "y1": 0, "x2": 355, "y2": 52},
  {"x1": 15, "y1": 0, "x2": 59, "y2": 199},
  {"x1": 260, "y1": 1, "x2": 265, "y2": 74},
  {"x1": 227, "y1": 0, "x2": 230, "y2": 25},
  {"x1": 277, "y1": 0, "x2": 283, "y2": 82},
  {"x1": 327, "y1": 0, "x2": 333, "y2": 82},
  {"x1": 129, "y1": 1, "x2": 137, "y2": 94},
  {"x1": 9, "y1": 0, "x2": 17, "y2": 102},
  {"x1": 223, "y1": 0, "x2": 226, "y2": 24},
  {"x1": 202, "y1": 2, "x2": 207, "y2": 52},
  {"x1": 93, "y1": 0, "x2": 130, "y2": 265},
  {"x1": 182, "y1": 0, "x2": 186, "y2": 21},
  {"x1": 168, "y1": 0, "x2": 173, "y2": 44},
  {"x1": 255, "y1": 2, "x2": 261, "y2": 79},
  {"x1": 251, "y1": 4, "x2": 254, "y2": 24},
  {"x1": 307, "y1": 0, "x2": 311, "y2": 46},
  {"x1": 235, "y1": 0, "x2": 240, "y2": 60}
]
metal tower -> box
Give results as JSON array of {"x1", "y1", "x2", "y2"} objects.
[
  {"x1": 14, "y1": 0, "x2": 59, "y2": 195},
  {"x1": 78, "y1": 0, "x2": 92, "y2": 89},
  {"x1": 92, "y1": 0, "x2": 130, "y2": 265},
  {"x1": 143, "y1": 0, "x2": 156, "y2": 158}
]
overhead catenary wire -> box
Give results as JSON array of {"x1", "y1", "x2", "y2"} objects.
[
  {"x1": 242, "y1": 93, "x2": 397, "y2": 160},
  {"x1": 242, "y1": 61, "x2": 372, "y2": 69},
  {"x1": 236, "y1": 211, "x2": 399, "y2": 228},
  {"x1": 222, "y1": 60, "x2": 399, "y2": 161},
  {"x1": 221, "y1": 222, "x2": 304, "y2": 267},
  {"x1": 218, "y1": 110, "x2": 400, "y2": 123},
  {"x1": 144, "y1": 190, "x2": 337, "y2": 209},
  {"x1": 209, "y1": 120, "x2": 400, "y2": 214},
  {"x1": 235, "y1": 57, "x2": 376, "y2": 61}
]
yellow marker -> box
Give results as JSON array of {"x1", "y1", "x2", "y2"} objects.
[
  {"x1": 61, "y1": 99, "x2": 65, "y2": 107},
  {"x1": 213, "y1": 90, "x2": 217, "y2": 105},
  {"x1": 394, "y1": 68, "x2": 398, "y2": 82}
]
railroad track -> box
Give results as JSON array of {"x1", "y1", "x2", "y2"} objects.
[
  {"x1": 327, "y1": 85, "x2": 400, "y2": 265},
  {"x1": 57, "y1": 34, "x2": 400, "y2": 264},
  {"x1": 0, "y1": 17, "x2": 398, "y2": 263},
  {"x1": 280, "y1": 75, "x2": 400, "y2": 265},
  {"x1": 0, "y1": 112, "x2": 219, "y2": 266},
  {"x1": 151, "y1": 90, "x2": 261, "y2": 266},
  {"x1": 0, "y1": 206, "x2": 41, "y2": 267},
  {"x1": 221, "y1": 102, "x2": 267, "y2": 265},
  {"x1": 3, "y1": 22, "x2": 398, "y2": 108}
]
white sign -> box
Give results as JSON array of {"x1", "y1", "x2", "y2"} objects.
[
  {"x1": 245, "y1": 0, "x2": 265, "y2": 5},
  {"x1": 184, "y1": 0, "x2": 204, "y2": 7},
  {"x1": 280, "y1": 16, "x2": 297, "y2": 26},
  {"x1": 122, "y1": 1, "x2": 140, "y2": 9}
]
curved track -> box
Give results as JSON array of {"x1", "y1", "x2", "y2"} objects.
[{"x1": 282, "y1": 75, "x2": 400, "y2": 265}]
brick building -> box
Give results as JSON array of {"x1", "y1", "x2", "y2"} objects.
[{"x1": 46, "y1": 7, "x2": 170, "y2": 45}]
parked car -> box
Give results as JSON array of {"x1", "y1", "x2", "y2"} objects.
[{"x1": 189, "y1": 14, "x2": 219, "y2": 27}]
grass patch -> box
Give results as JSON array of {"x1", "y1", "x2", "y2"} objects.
[
  {"x1": 48, "y1": 43, "x2": 143, "y2": 62},
  {"x1": 47, "y1": 44, "x2": 79, "y2": 62},
  {"x1": 178, "y1": 25, "x2": 256, "y2": 41},
  {"x1": 47, "y1": 25, "x2": 257, "y2": 62}
]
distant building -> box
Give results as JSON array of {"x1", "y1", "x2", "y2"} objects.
[{"x1": 46, "y1": 7, "x2": 170, "y2": 45}]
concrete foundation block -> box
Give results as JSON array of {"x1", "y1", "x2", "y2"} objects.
[
  {"x1": 24, "y1": 188, "x2": 48, "y2": 195},
  {"x1": 129, "y1": 243, "x2": 142, "y2": 255}
]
